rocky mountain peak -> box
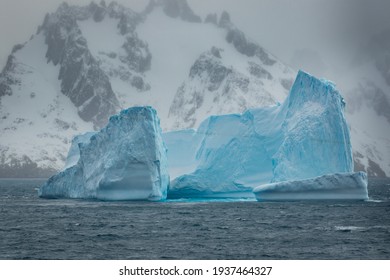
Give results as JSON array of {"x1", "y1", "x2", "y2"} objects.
[
  {"x1": 38, "y1": 2, "x2": 120, "y2": 128},
  {"x1": 218, "y1": 11, "x2": 231, "y2": 28},
  {"x1": 0, "y1": 1, "x2": 388, "y2": 178},
  {"x1": 144, "y1": 0, "x2": 201, "y2": 22}
]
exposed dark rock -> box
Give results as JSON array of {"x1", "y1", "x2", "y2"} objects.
[
  {"x1": 131, "y1": 75, "x2": 151, "y2": 91},
  {"x1": 0, "y1": 78, "x2": 13, "y2": 97},
  {"x1": 163, "y1": 0, "x2": 201, "y2": 22},
  {"x1": 55, "y1": 118, "x2": 71, "y2": 130},
  {"x1": 0, "y1": 53, "x2": 21, "y2": 97},
  {"x1": 117, "y1": 13, "x2": 140, "y2": 34},
  {"x1": 367, "y1": 158, "x2": 387, "y2": 178},
  {"x1": 205, "y1": 13, "x2": 217, "y2": 25},
  {"x1": 89, "y1": 2, "x2": 106, "y2": 22},
  {"x1": 145, "y1": 0, "x2": 201, "y2": 22},
  {"x1": 11, "y1": 44, "x2": 24, "y2": 53},
  {"x1": 256, "y1": 47, "x2": 276, "y2": 66},
  {"x1": 41, "y1": 4, "x2": 119, "y2": 128},
  {"x1": 218, "y1": 11, "x2": 231, "y2": 28},
  {"x1": 226, "y1": 29, "x2": 256, "y2": 56},
  {"x1": 189, "y1": 51, "x2": 232, "y2": 92},
  {"x1": 169, "y1": 48, "x2": 258, "y2": 129},
  {"x1": 169, "y1": 85, "x2": 200, "y2": 128},
  {"x1": 121, "y1": 34, "x2": 152, "y2": 73},
  {"x1": 248, "y1": 62, "x2": 273, "y2": 80},
  {"x1": 210, "y1": 46, "x2": 222, "y2": 59},
  {"x1": 281, "y1": 78, "x2": 294, "y2": 91},
  {"x1": 226, "y1": 28, "x2": 276, "y2": 66},
  {"x1": 0, "y1": 155, "x2": 57, "y2": 178},
  {"x1": 354, "y1": 152, "x2": 388, "y2": 178}
]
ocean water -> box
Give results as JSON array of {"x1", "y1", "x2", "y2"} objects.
[{"x1": 0, "y1": 178, "x2": 389, "y2": 260}]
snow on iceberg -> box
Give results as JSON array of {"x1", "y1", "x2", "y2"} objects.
[
  {"x1": 63, "y1": 131, "x2": 96, "y2": 169},
  {"x1": 253, "y1": 172, "x2": 368, "y2": 201},
  {"x1": 39, "y1": 107, "x2": 169, "y2": 201},
  {"x1": 165, "y1": 70, "x2": 357, "y2": 198}
]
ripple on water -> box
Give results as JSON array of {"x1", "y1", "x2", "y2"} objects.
[
  {"x1": 334, "y1": 226, "x2": 367, "y2": 232},
  {"x1": 1, "y1": 178, "x2": 390, "y2": 259}
]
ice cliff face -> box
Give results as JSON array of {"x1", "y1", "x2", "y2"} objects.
[
  {"x1": 165, "y1": 71, "x2": 353, "y2": 198},
  {"x1": 272, "y1": 70, "x2": 353, "y2": 182},
  {"x1": 63, "y1": 131, "x2": 96, "y2": 169},
  {"x1": 39, "y1": 107, "x2": 169, "y2": 201}
]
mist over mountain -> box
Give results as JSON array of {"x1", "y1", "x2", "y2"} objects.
[{"x1": 0, "y1": 0, "x2": 389, "y2": 178}]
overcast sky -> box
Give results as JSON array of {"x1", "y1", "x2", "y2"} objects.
[{"x1": 1, "y1": 0, "x2": 390, "y2": 79}]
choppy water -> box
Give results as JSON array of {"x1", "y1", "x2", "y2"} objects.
[{"x1": 0, "y1": 178, "x2": 390, "y2": 259}]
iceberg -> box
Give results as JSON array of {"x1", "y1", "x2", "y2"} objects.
[
  {"x1": 253, "y1": 172, "x2": 368, "y2": 201},
  {"x1": 39, "y1": 106, "x2": 169, "y2": 201},
  {"x1": 64, "y1": 132, "x2": 96, "y2": 169},
  {"x1": 165, "y1": 70, "x2": 358, "y2": 198}
]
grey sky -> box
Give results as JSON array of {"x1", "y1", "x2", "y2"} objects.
[{"x1": 1, "y1": 0, "x2": 390, "y2": 79}]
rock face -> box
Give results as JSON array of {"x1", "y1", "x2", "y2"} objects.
[
  {"x1": 165, "y1": 71, "x2": 354, "y2": 198},
  {"x1": 40, "y1": 2, "x2": 120, "y2": 128},
  {"x1": 0, "y1": 0, "x2": 295, "y2": 177},
  {"x1": 0, "y1": 0, "x2": 387, "y2": 178},
  {"x1": 145, "y1": 0, "x2": 202, "y2": 22},
  {"x1": 253, "y1": 172, "x2": 368, "y2": 201},
  {"x1": 39, "y1": 107, "x2": 169, "y2": 201},
  {"x1": 168, "y1": 46, "x2": 291, "y2": 130}
]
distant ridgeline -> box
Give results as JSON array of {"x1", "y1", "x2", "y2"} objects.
[
  {"x1": 1, "y1": 0, "x2": 387, "y2": 178},
  {"x1": 0, "y1": 157, "x2": 57, "y2": 178},
  {"x1": 39, "y1": 71, "x2": 368, "y2": 201}
]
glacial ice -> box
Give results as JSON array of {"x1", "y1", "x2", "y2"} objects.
[
  {"x1": 253, "y1": 172, "x2": 369, "y2": 201},
  {"x1": 39, "y1": 71, "x2": 366, "y2": 201},
  {"x1": 39, "y1": 107, "x2": 169, "y2": 201},
  {"x1": 165, "y1": 70, "x2": 358, "y2": 199},
  {"x1": 64, "y1": 132, "x2": 96, "y2": 169}
]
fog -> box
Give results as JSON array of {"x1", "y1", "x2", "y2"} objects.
[{"x1": 1, "y1": 0, "x2": 390, "y2": 80}]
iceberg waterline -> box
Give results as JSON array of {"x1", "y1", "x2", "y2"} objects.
[
  {"x1": 165, "y1": 70, "x2": 361, "y2": 199},
  {"x1": 39, "y1": 71, "x2": 368, "y2": 201},
  {"x1": 39, "y1": 107, "x2": 169, "y2": 201},
  {"x1": 253, "y1": 172, "x2": 369, "y2": 201}
]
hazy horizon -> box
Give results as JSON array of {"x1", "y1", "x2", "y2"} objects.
[{"x1": 1, "y1": 0, "x2": 390, "y2": 83}]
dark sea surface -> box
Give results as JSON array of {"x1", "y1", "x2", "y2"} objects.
[{"x1": 0, "y1": 178, "x2": 389, "y2": 260}]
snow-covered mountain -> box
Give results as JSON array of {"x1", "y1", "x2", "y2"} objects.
[
  {"x1": 340, "y1": 29, "x2": 390, "y2": 178},
  {"x1": 0, "y1": 0, "x2": 388, "y2": 177}
]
